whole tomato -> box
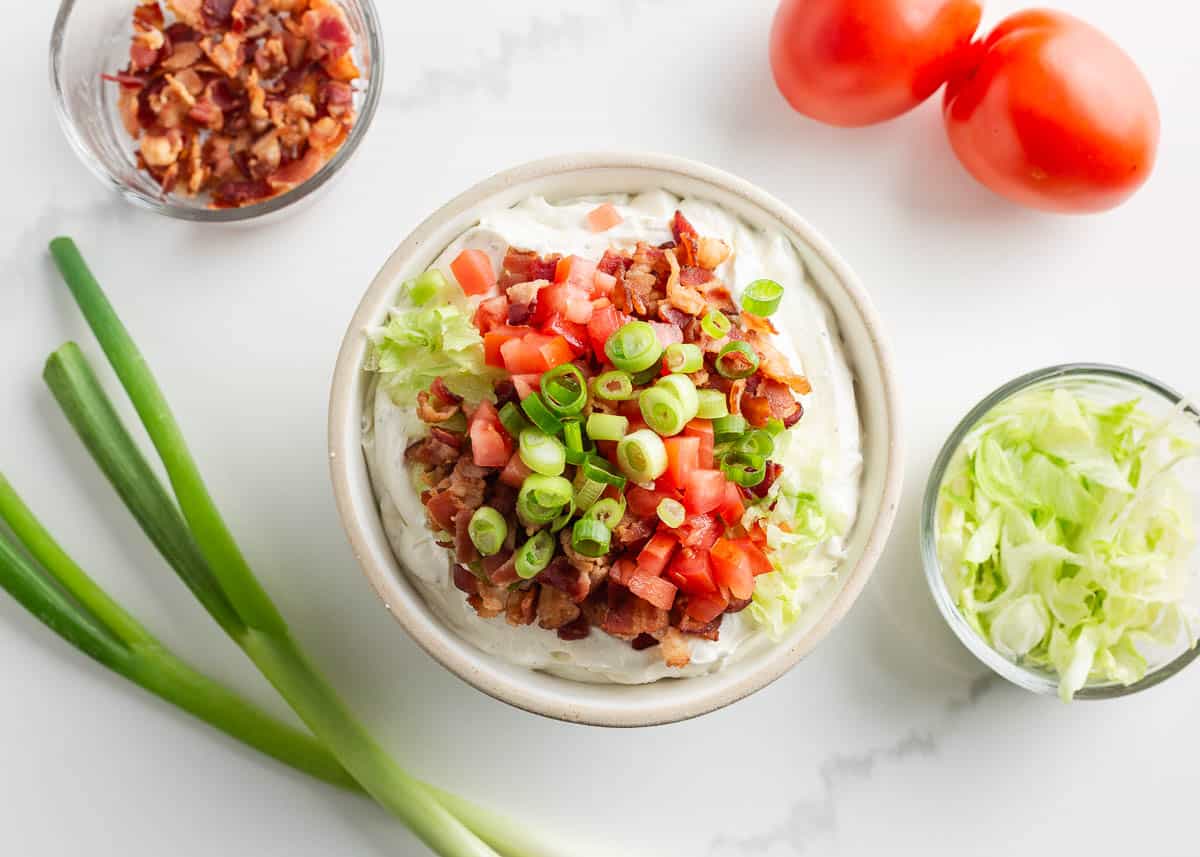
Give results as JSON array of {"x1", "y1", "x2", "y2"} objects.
[
  {"x1": 770, "y1": 0, "x2": 983, "y2": 127},
  {"x1": 943, "y1": 10, "x2": 1159, "y2": 213}
]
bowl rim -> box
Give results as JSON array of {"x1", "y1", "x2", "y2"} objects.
[
  {"x1": 49, "y1": 0, "x2": 384, "y2": 223},
  {"x1": 328, "y1": 151, "x2": 905, "y2": 726},
  {"x1": 920, "y1": 362, "x2": 1200, "y2": 700}
]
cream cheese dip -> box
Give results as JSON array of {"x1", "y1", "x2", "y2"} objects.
[{"x1": 362, "y1": 191, "x2": 863, "y2": 683}]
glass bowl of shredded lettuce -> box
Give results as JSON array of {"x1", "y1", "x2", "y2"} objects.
[{"x1": 922, "y1": 364, "x2": 1200, "y2": 701}]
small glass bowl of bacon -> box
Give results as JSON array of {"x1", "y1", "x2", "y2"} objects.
[{"x1": 50, "y1": 0, "x2": 382, "y2": 222}]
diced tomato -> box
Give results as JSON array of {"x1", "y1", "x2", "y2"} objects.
[
  {"x1": 499, "y1": 451, "x2": 532, "y2": 488},
  {"x1": 716, "y1": 481, "x2": 746, "y2": 525},
  {"x1": 684, "y1": 590, "x2": 729, "y2": 624},
  {"x1": 738, "y1": 538, "x2": 774, "y2": 576},
  {"x1": 682, "y1": 420, "x2": 715, "y2": 469},
  {"x1": 473, "y1": 295, "x2": 509, "y2": 334},
  {"x1": 663, "y1": 436, "x2": 700, "y2": 488},
  {"x1": 450, "y1": 249, "x2": 496, "y2": 296},
  {"x1": 618, "y1": 399, "x2": 643, "y2": 420},
  {"x1": 627, "y1": 485, "x2": 682, "y2": 519},
  {"x1": 538, "y1": 335, "x2": 575, "y2": 369},
  {"x1": 650, "y1": 321, "x2": 684, "y2": 348},
  {"x1": 710, "y1": 537, "x2": 754, "y2": 600},
  {"x1": 666, "y1": 549, "x2": 718, "y2": 595},
  {"x1": 586, "y1": 203, "x2": 624, "y2": 233},
  {"x1": 682, "y1": 469, "x2": 727, "y2": 515},
  {"x1": 595, "y1": 440, "x2": 621, "y2": 469},
  {"x1": 511, "y1": 374, "x2": 540, "y2": 399},
  {"x1": 541, "y1": 312, "x2": 589, "y2": 353},
  {"x1": 587, "y1": 305, "x2": 631, "y2": 357},
  {"x1": 593, "y1": 270, "x2": 617, "y2": 295},
  {"x1": 555, "y1": 255, "x2": 597, "y2": 289},
  {"x1": 628, "y1": 572, "x2": 677, "y2": 611},
  {"x1": 675, "y1": 513, "x2": 721, "y2": 552},
  {"x1": 610, "y1": 556, "x2": 638, "y2": 587},
  {"x1": 482, "y1": 325, "x2": 526, "y2": 368},
  {"x1": 499, "y1": 336, "x2": 548, "y2": 374},
  {"x1": 636, "y1": 533, "x2": 677, "y2": 578},
  {"x1": 468, "y1": 401, "x2": 512, "y2": 467}
]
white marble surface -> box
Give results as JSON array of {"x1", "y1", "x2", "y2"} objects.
[{"x1": 2, "y1": 1, "x2": 1198, "y2": 855}]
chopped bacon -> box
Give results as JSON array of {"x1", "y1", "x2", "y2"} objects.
[
  {"x1": 446, "y1": 455, "x2": 488, "y2": 513},
  {"x1": 505, "y1": 586, "x2": 538, "y2": 626},
  {"x1": 671, "y1": 210, "x2": 697, "y2": 245},
  {"x1": 664, "y1": 248, "x2": 706, "y2": 316},
  {"x1": 761, "y1": 378, "x2": 803, "y2": 425},
  {"x1": 429, "y1": 426, "x2": 463, "y2": 450},
  {"x1": 556, "y1": 615, "x2": 590, "y2": 641},
  {"x1": 696, "y1": 236, "x2": 731, "y2": 269},
  {"x1": 485, "y1": 552, "x2": 519, "y2": 586},
  {"x1": 740, "y1": 312, "x2": 778, "y2": 336},
  {"x1": 201, "y1": 0, "x2": 236, "y2": 30},
  {"x1": 631, "y1": 633, "x2": 660, "y2": 651},
  {"x1": 597, "y1": 249, "x2": 631, "y2": 277},
  {"x1": 473, "y1": 580, "x2": 508, "y2": 617},
  {"x1": 749, "y1": 332, "x2": 813, "y2": 394},
  {"x1": 537, "y1": 556, "x2": 591, "y2": 604},
  {"x1": 430, "y1": 377, "x2": 462, "y2": 406},
  {"x1": 452, "y1": 564, "x2": 479, "y2": 596},
  {"x1": 679, "y1": 266, "x2": 713, "y2": 287},
  {"x1": 660, "y1": 627, "x2": 691, "y2": 668},
  {"x1": 748, "y1": 461, "x2": 783, "y2": 499},
  {"x1": 405, "y1": 435, "x2": 459, "y2": 469},
  {"x1": 424, "y1": 490, "x2": 458, "y2": 533},
  {"x1": 612, "y1": 513, "x2": 655, "y2": 550},
  {"x1": 741, "y1": 395, "x2": 773, "y2": 428},
  {"x1": 416, "y1": 389, "x2": 460, "y2": 423},
  {"x1": 536, "y1": 584, "x2": 581, "y2": 630},
  {"x1": 453, "y1": 511, "x2": 479, "y2": 564},
  {"x1": 505, "y1": 278, "x2": 549, "y2": 307},
  {"x1": 498, "y1": 249, "x2": 560, "y2": 289}
]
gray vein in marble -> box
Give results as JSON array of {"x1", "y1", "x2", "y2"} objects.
[
  {"x1": 706, "y1": 674, "x2": 999, "y2": 857},
  {"x1": 381, "y1": 0, "x2": 674, "y2": 112}
]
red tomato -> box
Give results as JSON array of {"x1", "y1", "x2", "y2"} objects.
[
  {"x1": 499, "y1": 336, "x2": 548, "y2": 374},
  {"x1": 587, "y1": 305, "x2": 630, "y2": 357},
  {"x1": 682, "y1": 420, "x2": 714, "y2": 469},
  {"x1": 628, "y1": 572, "x2": 678, "y2": 611},
  {"x1": 684, "y1": 590, "x2": 729, "y2": 623},
  {"x1": 540, "y1": 313, "x2": 589, "y2": 354},
  {"x1": 610, "y1": 556, "x2": 638, "y2": 587},
  {"x1": 499, "y1": 450, "x2": 532, "y2": 488},
  {"x1": 710, "y1": 538, "x2": 755, "y2": 600},
  {"x1": 770, "y1": 0, "x2": 982, "y2": 126},
  {"x1": 675, "y1": 513, "x2": 721, "y2": 552},
  {"x1": 682, "y1": 469, "x2": 726, "y2": 515},
  {"x1": 537, "y1": 335, "x2": 575, "y2": 370},
  {"x1": 592, "y1": 271, "x2": 618, "y2": 296},
  {"x1": 636, "y1": 533, "x2": 677, "y2": 578},
  {"x1": 666, "y1": 548, "x2": 718, "y2": 595},
  {"x1": 468, "y1": 401, "x2": 512, "y2": 467},
  {"x1": 663, "y1": 436, "x2": 700, "y2": 488},
  {"x1": 716, "y1": 481, "x2": 746, "y2": 525},
  {"x1": 627, "y1": 485, "x2": 680, "y2": 519},
  {"x1": 473, "y1": 295, "x2": 509, "y2": 334},
  {"x1": 510, "y1": 374, "x2": 540, "y2": 400},
  {"x1": 943, "y1": 10, "x2": 1159, "y2": 213},
  {"x1": 449, "y1": 249, "x2": 496, "y2": 295},
  {"x1": 737, "y1": 538, "x2": 774, "y2": 576},
  {"x1": 482, "y1": 325, "x2": 527, "y2": 368}
]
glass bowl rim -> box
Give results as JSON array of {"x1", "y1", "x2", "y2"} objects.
[
  {"x1": 48, "y1": 0, "x2": 384, "y2": 224},
  {"x1": 920, "y1": 362, "x2": 1200, "y2": 700}
]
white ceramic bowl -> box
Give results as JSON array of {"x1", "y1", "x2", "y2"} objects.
[{"x1": 328, "y1": 153, "x2": 904, "y2": 726}]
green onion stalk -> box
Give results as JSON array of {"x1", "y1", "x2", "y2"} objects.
[{"x1": 17, "y1": 237, "x2": 571, "y2": 857}]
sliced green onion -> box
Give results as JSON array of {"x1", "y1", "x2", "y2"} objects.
[
  {"x1": 735, "y1": 429, "x2": 775, "y2": 459},
  {"x1": 592, "y1": 370, "x2": 635, "y2": 401},
  {"x1": 565, "y1": 447, "x2": 589, "y2": 466},
  {"x1": 701, "y1": 310, "x2": 731, "y2": 339},
  {"x1": 439, "y1": 411, "x2": 468, "y2": 435},
  {"x1": 639, "y1": 388, "x2": 687, "y2": 437},
  {"x1": 573, "y1": 476, "x2": 606, "y2": 511},
  {"x1": 630, "y1": 364, "x2": 662, "y2": 388},
  {"x1": 550, "y1": 498, "x2": 576, "y2": 533},
  {"x1": 520, "y1": 392, "x2": 564, "y2": 435},
  {"x1": 582, "y1": 456, "x2": 627, "y2": 489},
  {"x1": 515, "y1": 531, "x2": 555, "y2": 579},
  {"x1": 571, "y1": 519, "x2": 611, "y2": 558},
  {"x1": 517, "y1": 474, "x2": 573, "y2": 524},
  {"x1": 655, "y1": 375, "x2": 699, "y2": 424},
  {"x1": 467, "y1": 507, "x2": 508, "y2": 557},
  {"x1": 405, "y1": 269, "x2": 448, "y2": 307},
  {"x1": 722, "y1": 453, "x2": 767, "y2": 487},
  {"x1": 605, "y1": 321, "x2": 663, "y2": 373},
  {"x1": 664, "y1": 343, "x2": 703, "y2": 374},
  {"x1": 586, "y1": 413, "x2": 628, "y2": 442},
  {"x1": 657, "y1": 498, "x2": 686, "y2": 529},
  {"x1": 562, "y1": 419, "x2": 584, "y2": 453},
  {"x1": 519, "y1": 429, "x2": 566, "y2": 476},
  {"x1": 541, "y1": 363, "x2": 588, "y2": 416},
  {"x1": 715, "y1": 341, "x2": 759, "y2": 379},
  {"x1": 713, "y1": 413, "x2": 748, "y2": 442},
  {"x1": 583, "y1": 497, "x2": 626, "y2": 530},
  {"x1": 498, "y1": 401, "x2": 531, "y2": 438},
  {"x1": 616, "y1": 429, "x2": 669, "y2": 482},
  {"x1": 741, "y1": 279, "x2": 783, "y2": 316},
  {"x1": 764, "y1": 417, "x2": 786, "y2": 437},
  {"x1": 696, "y1": 388, "x2": 729, "y2": 419}
]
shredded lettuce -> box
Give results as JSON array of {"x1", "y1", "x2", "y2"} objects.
[
  {"x1": 743, "y1": 467, "x2": 845, "y2": 639},
  {"x1": 936, "y1": 387, "x2": 1200, "y2": 700},
  {"x1": 365, "y1": 302, "x2": 499, "y2": 404}
]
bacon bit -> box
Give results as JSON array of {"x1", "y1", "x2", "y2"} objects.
[
  {"x1": 266, "y1": 146, "x2": 324, "y2": 191},
  {"x1": 660, "y1": 627, "x2": 691, "y2": 668},
  {"x1": 416, "y1": 390, "x2": 459, "y2": 424},
  {"x1": 429, "y1": 426, "x2": 463, "y2": 450},
  {"x1": 697, "y1": 279, "x2": 738, "y2": 314},
  {"x1": 423, "y1": 490, "x2": 458, "y2": 533},
  {"x1": 749, "y1": 461, "x2": 782, "y2": 498},
  {"x1": 488, "y1": 554, "x2": 520, "y2": 586},
  {"x1": 597, "y1": 249, "x2": 631, "y2": 277},
  {"x1": 201, "y1": 0, "x2": 236, "y2": 30},
  {"x1": 740, "y1": 312, "x2": 778, "y2": 336},
  {"x1": 631, "y1": 633, "x2": 660, "y2": 651},
  {"x1": 740, "y1": 395, "x2": 773, "y2": 428},
  {"x1": 452, "y1": 564, "x2": 479, "y2": 596},
  {"x1": 537, "y1": 556, "x2": 590, "y2": 604},
  {"x1": 664, "y1": 249, "x2": 707, "y2": 317},
  {"x1": 475, "y1": 580, "x2": 508, "y2": 616},
  {"x1": 761, "y1": 379, "x2": 802, "y2": 424},
  {"x1": 453, "y1": 511, "x2": 480, "y2": 564},
  {"x1": 467, "y1": 594, "x2": 503, "y2": 619},
  {"x1": 677, "y1": 608, "x2": 723, "y2": 640},
  {"x1": 506, "y1": 587, "x2": 539, "y2": 626},
  {"x1": 728, "y1": 379, "x2": 747, "y2": 416},
  {"x1": 671, "y1": 210, "x2": 697, "y2": 245},
  {"x1": 696, "y1": 236, "x2": 731, "y2": 269},
  {"x1": 536, "y1": 585, "x2": 581, "y2": 630},
  {"x1": 429, "y1": 376, "x2": 462, "y2": 406},
  {"x1": 679, "y1": 266, "x2": 713, "y2": 287},
  {"x1": 556, "y1": 614, "x2": 590, "y2": 641},
  {"x1": 140, "y1": 131, "x2": 184, "y2": 167},
  {"x1": 505, "y1": 278, "x2": 549, "y2": 307},
  {"x1": 748, "y1": 331, "x2": 812, "y2": 394}
]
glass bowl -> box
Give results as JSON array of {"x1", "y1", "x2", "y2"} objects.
[
  {"x1": 921, "y1": 364, "x2": 1200, "y2": 699},
  {"x1": 50, "y1": 0, "x2": 383, "y2": 223}
]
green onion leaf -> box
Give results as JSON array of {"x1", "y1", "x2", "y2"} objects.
[
  {"x1": 616, "y1": 429, "x2": 669, "y2": 482},
  {"x1": 582, "y1": 497, "x2": 626, "y2": 530},
  {"x1": 571, "y1": 519, "x2": 611, "y2": 558},
  {"x1": 520, "y1": 392, "x2": 564, "y2": 435},
  {"x1": 573, "y1": 476, "x2": 606, "y2": 511},
  {"x1": 468, "y1": 507, "x2": 508, "y2": 557},
  {"x1": 515, "y1": 531, "x2": 555, "y2": 579},
  {"x1": 562, "y1": 420, "x2": 584, "y2": 453},
  {"x1": 715, "y1": 341, "x2": 759, "y2": 380},
  {"x1": 517, "y1": 474, "x2": 573, "y2": 525},
  {"x1": 592, "y1": 370, "x2": 635, "y2": 401},
  {"x1": 498, "y1": 401, "x2": 531, "y2": 438},
  {"x1": 585, "y1": 413, "x2": 628, "y2": 442},
  {"x1": 657, "y1": 498, "x2": 686, "y2": 529},
  {"x1": 654, "y1": 375, "x2": 700, "y2": 425},
  {"x1": 722, "y1": 453, "x2": 767, "y2": 487},
  {"x1": 741, "y1": 279, "x2": 783, "y2": 317},
  {"x1": 696, "y1": 388, "x2": 729, "y2": 419},
  {"x1": 519, "y1": 429, "x2": 566, "y2": 477},
  {"x1": 582, "y1": 456, "x2": 627, "y2": 490},
  {"x1": 540, "y1": 363, "x2": 588, "y2": 416},
  {"x1": 604, "y1": 321, "x2": 664, "y2": 373},
  {"x1": 713, "y1": 413, "x2": 748, "y2": 442},
  {"x1": 701, "y1": 310, "x2": 731, "y2": 339},
  {"x1": 664, "y1": 343, "x2": 703, "y2": 374}
]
